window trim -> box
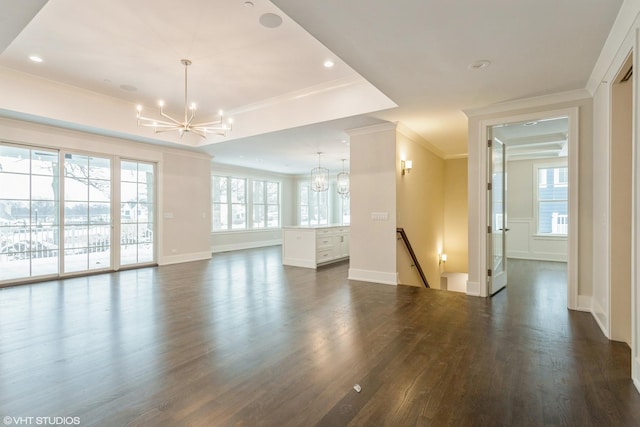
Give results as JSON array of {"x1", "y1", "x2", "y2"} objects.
[
  {"x1": 212, "y1": 174, "x2": 281, "y2": 232},
  {"x1": 534, "y1": 163, "x2": 568, "y2": 236}
]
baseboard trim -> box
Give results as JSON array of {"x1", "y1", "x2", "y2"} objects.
[
  {"x1": 158, "y1": 251, "x2": 212, "y2": 266},
  {"x1": 211, "y1": 240, "x2": 282, "y2": 254},
  {"x1": 348, "y1": 268, "x2": 398, "y2": 286},
  {"x1": 466, "y1": 280, "x2": 481, "y2": 297},
  {"x1": 282, "y1": 257, "x2": 316, "y2": 269},
  {"x1": 591, "y1": 298, "x2": 610, "y2": 339},
  {"x1": 507, "y1": 254, "x2": 568, "y2": 262},
  {"x1": 576, "y1": 295, "x2": 592, "y2": 312},
  {"x1": 634, "y1": 357, "x2": 640, "y2": 394}
]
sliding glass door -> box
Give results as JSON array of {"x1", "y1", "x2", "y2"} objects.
[{"x1": 1, "y1": 142, "x2": 157, "y2": 284}]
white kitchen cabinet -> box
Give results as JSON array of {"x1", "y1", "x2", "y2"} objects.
[{"x1": 282, "y1": 226, "x2": 349, "y2": 268}]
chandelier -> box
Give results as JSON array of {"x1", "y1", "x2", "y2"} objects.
[
  {"x1": 337, "y1": 159, "x2": 349, "y2": 197},
  {"x1": 136, "y1": 59, "x2": 232, "y2": 139},
  {"x1": 311, "y1": 152, "x2": 329, "y2": 192}
]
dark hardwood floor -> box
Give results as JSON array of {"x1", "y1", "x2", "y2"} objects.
[{"x1": 1, "y1": 248, "x2": 639, "y2": 426}]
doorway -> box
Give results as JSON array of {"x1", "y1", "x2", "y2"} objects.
[
  {"x1": 610, "y1": 53, "x2": 633, "y2": 345},
  {"x1": 480, "y1": 107, "x2": 579, "y2": 309},
  {"x1": 488, "y1": 117, "x2": 570, "y2": 295}
]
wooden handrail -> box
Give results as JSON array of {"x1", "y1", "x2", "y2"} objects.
[{"x1": 396, "y1": 227, "x2": 429, "y2": 288}]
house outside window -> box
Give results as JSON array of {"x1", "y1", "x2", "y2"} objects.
[
  {"x1": 213, "y1": 174, "x2": 280, "y2": 231},
  {"x1": 537, "y1": 166, "x2": 568, "y2": 235},
  {"x1": 253, "y1": 180, "x2": 280, "y2": 228}
]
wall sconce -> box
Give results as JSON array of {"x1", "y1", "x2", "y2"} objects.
[
  {"x1": 401, "y1": 159, "x2": 413, "y2": 175},
  {"x1": 439, "y1": 253, "x2": 447, "y2": 265}
]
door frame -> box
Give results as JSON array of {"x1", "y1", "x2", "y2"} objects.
[
  {"x1": 473, "y1": 107, "x2": 579, "y2": 307},
  {"x1": 487, "y1": 134, "x2": 507, "y2": 295}
]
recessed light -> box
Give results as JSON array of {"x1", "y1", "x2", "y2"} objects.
[
  {"x1": 259, "y1": 13, "x2": 283, "y2": 28},
  {"x1": 29, "y1": 55, "x2": 43, "y2": 63},
  {"x1": 323, "y1": 59, "x2": 335, "y2": 68},
  {"x1": 243, "y1": 1, "x2": 254, "y2": 7},
  {"x1": 468, "y1": 60, "x2": 491, "y2": 70},
  {"x1": 523, "y1": 121, "x2": 538, "y2": 127}
]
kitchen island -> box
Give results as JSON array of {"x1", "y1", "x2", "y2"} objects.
[{"x1": 282, "y1": 225, "x2": 349, "y2": 268}]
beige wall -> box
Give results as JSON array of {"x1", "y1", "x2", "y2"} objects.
[
  {"x1": 443, "y1": 158, "x2": 468, "y2": 273},
  {"x1": 348, "y1": 123, "x2": 398, "y2": 285},
  {"x1": 161, "y1": 152, "x2": 212, "y2": 260},
  {"x1": 396, "y1": 129, "x2": 445, "y2": 289},
  {"x1": 610, "y1": 61, "x2": 633, "y2": 345}
]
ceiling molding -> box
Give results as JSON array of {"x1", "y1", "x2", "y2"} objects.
[
  {"x1": 444, "y1": 153, "x2": 469, "y2": 160},
  {"x1": 586, "y1": 1, "x2": 640, "y2": 95},
  {"x1": 346, "y1": 121, "x2": 396, "y2": 137},
  {"x1": 396, "y1": 121, "x2": 446, "y2": 159},
  {"x1": 464, "y1": 89, "x2": 591, "y2": 118},
  {"x1": 226, "y1": 75, "x2": 369, "y2": 115}
]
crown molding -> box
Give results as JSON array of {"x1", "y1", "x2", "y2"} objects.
[{"x1": 463, "y1": 89, "x2": 591, "y2": 118}]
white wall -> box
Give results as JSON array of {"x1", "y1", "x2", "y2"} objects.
[
  {"x1": 506, "y1": 158, "x2": 568, "y2": 262},
  {"x1": 210, "y1": 163, "x2": 295, "y2": 253},
  {"x1": 348, "y1": 123, "x2": 397, "y2": 285}
]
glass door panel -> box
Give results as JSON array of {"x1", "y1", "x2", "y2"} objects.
[
  {"x1": 63, "y1": 154, "x2": 112, "y2": 273},
  {"x1": 0, "y1": 144, "x2": 59, "y2": 282},
  {"x1": 488, "y1": 132, "x2": 507, "y2": 295},
  {"x1": 120, "y1": 160, "x2": 155, "y2": 266}
]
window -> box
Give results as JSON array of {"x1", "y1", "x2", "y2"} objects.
[
  {"x1": 212, "y1": 175, "x2": 247, "y2": 231},
  {"x1": 537, "y1": 166, "x2": 568, "y2": 235},
  {"x1": 298, "y1": 180, "x2": 328, "y2": 226},
  {"x1": 340, "y1": 195, "x2": 350, "y2": 225},
  {"x1": 253, "y1": 180, "x2": 280, "y2": 228}
]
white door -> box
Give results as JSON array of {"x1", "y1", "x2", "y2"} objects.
[{"x1": 488, "y1": 134, "x2": 507, "y2": 295}]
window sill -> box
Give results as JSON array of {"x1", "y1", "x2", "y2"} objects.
[{"x1": 211, "y1": 228, "x2": 282, "y2": 235}]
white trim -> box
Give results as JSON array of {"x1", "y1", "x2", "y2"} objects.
[
  {"x1": 212, "y1": 240, "x2": 282, "y2": 254},
  {"x1": 586, "y1": 2, "x2": 640, "y2": 94},
  {"x1": 346, "y1": 122, "x2": 397, "y2": 137},
  {"x1": 592, "y1": 297, "x2": 610, "y2": 338},
  {"x1": 396, "y1": 122, "x2": 447, "y2": 159},
  {"x1": 632, "y1": 24, "x2": 640, "y2": 394},
  {"x1": 282, "y1": 257, "x2": 316, "y2": 269},
  {"x1": 158, "y1": 251, "x2": 212, "y2": 266},
  {"x1": 508, "y1": 254, "x2": 567, "y2": 262},
  {"x1": 464, "y1": 89, "x2": 590, "y2": 118},
  {"x1": 472, "y1": 107, "x2": 579, "y2": 305},
  {"x1": 348, "y1": 268, "x2": 398, "y2": 285},
  {"x1": 444, "y1": 153, "x2": 469, "y2": 160},
  {"x1": 466, "y1": 280, "x2": 481, "y2": 297},
  {"x1": 577, "y1": 295, "x2": 592, "y2": 312}
]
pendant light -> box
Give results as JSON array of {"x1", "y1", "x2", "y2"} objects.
[
  {"x1": 311, "y1": 152, "x2": 329, "y2": 192},
  {"x1": 337, "y1": 159, "x2": 349, "y2": 197}
]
